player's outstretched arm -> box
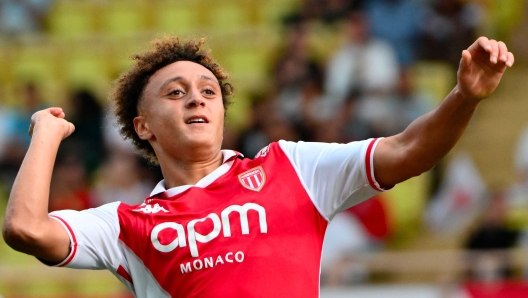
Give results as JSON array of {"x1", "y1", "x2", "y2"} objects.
[
  {"x1": 373, "y1": 37, "x2": 514, "y2": 187},
  {"x1": 2, "y1": 107, "x2": 75, "y2": 263}
]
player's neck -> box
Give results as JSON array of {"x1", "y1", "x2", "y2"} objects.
[{"x1": 157, "y1": 149, "x2": 224, "y2": 189}]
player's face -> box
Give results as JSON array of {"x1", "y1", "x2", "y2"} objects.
[{"x1": 137, "y1": 61, "x2": 225, "y2": 157}]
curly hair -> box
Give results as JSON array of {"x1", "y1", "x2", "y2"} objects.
[{"x1": 110, "y1": 37, "x2": 233, "y2": 164}]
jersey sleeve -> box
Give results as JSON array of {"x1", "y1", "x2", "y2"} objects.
[
  {"x1": 278, "y1": 138, "x2": 388, "y2": 220},
  {"x1": 46, "y1": 201, "x2": 123, "y2": 271}
]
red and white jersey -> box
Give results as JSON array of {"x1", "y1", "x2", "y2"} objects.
[{"x1": 48, "y1": 139, "x2": 386, "y2": 297}]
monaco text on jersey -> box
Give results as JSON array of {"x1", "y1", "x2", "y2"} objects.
[
  {"x1": 179, "y1": 251, "x2": 245, "y2": 274},
  {"x1": 151, "y1": 203, "x2": 268, "y2": 257}
]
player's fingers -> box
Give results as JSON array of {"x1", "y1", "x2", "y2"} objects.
[
  {"x1": 474, "y1": 36, "x2": 491, "y2": 53},
  {"x1": 460, "y1": 50, "x2": 472, "y2": 69},
  {"x1": 48, "y1": 107, "x2": 65, "y2": 118},
  {"x1": 488, "y1": 39, "x2": 499, "y2": 64},
  {"x1": 506, "y1": 52, "x2": 515, "y2": 67},
  {"x1": 498, "y1": 41, "x2": 508, "y2": 63},
  {"x1": 67, "y1": 122, "x2": 76, "y2": 137}
]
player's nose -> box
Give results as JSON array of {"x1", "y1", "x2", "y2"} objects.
[{"x1": 185, "y1": 90, "x2": 205, "y2": 108}]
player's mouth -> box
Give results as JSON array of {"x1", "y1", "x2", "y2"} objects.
[{"x1": 186, "y1": 115, "x2": 209, "y2": 124}]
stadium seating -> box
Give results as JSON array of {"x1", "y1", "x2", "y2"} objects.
[
  {"x1": 152, "y1": 0, "x2": 200, "y2": 34},
  {"x1": 47, "y1": 1, "x2": 98, "y2": 39},
  {"x1": 100, "y1": 1, "x2": 150, "y2": 38}
]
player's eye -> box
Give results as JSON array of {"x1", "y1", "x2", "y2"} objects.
[
  {"x1": 203, "y1": 88, "x2": 215, "y2": 95},
  {"x1": 168, "y1": 89, "x2": 184, "y2": 96}
]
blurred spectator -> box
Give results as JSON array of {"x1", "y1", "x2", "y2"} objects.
[
  {"x1": 324, "y1": 10, "x2": 399, "y2": 103},
  {"x1": 49, "y1": 143, "x2": 93, "y2": 211},
  {"x1": 306, "y1": 76, "x2": 361, "y2": 143},
  {"x1": 425, "y1": 153, "x2": 488, "y2": 233},
  {"x1": 365, "y1": 0, "x2": 425, "y2": 66},
  {"x1": 67, "y1": 89, "x2": 105, "y2": 177},
  {"x1": 0, "y1": 0, "x2": 51, "y2": 37},
  {"x1": 0, "y1": 141, "x2": 26, "y2": 194},
  {"x1": 311, "y1": 118, "x2": 342, "y2": 143},
  {"x1": 519, "y1": 227, "x2": 528, "y2": 278},
  {"x1": 0, "y1": 103, "x2": 17, "y2": 191},
  {"x1": 259, "y1": 110, "x2": 299, "y2": 144},
  {"x1": 286, "y1": 0, "x2": 364, "y2": 25},
  {"x1": 103, "y1": 108, "x2": 135, "y2": 154},
  {"x1": 321, "y1": 194, "x2": 391, "y2": 285},
  {"x1": 10, "y1": 82, "x2": 47, "y2": 148},
  {"x1": 237, "y1": 94, "x2": 275, "y2": 157},
  {"x1": 465, "y1": 191, "x2": 520, "y2": 281},
  {"x1": 221, "y1": 125, "x2": 240, "y2": 153},
  {"x1": 0, "y1": 103, "x2": 15, "y2": 157},
  {"x1": 336, "y1": 89, "x2": 373, "y2": 142},
  {"x1": 508, "y1": 125, "x2": 528, "y2": 207},
  {"x1": 278, "y1": 62, "x2": 334, "y2": 141},
  {"x1": 419, "y1": 0, "x2": 483, "y2": 68},
  {"x1": 318, "y1": 0, "x2": 356, "y2": 25},
  {"x1": 273, "y1": 20, "x2": 314, "y2": 90},
  {"x1": 0, "y1": 83, "x2": 46, "y2": 191},
  {"x1": 321, "y1": 212, "x2": 371, "y2": 285},
  {"x1": 324, "y1": 11, "x2": 399, "y2": 136},
  {"x1": 100, "y1": 103, "x2": 163, "y2": 206},
  {"x1": 287, "y1": 0, "x2": 325, "y2": 22},
  {"x1": 93, "y1": 149, "x2": 155, "y2": 207},
  {"x1": 346, "y1": 194, "x2": 391, "y2": 242},
  {"x1": 388, "y1": 68, "x2": 433, "y2": 134},
  {"x1": 238, "y1": 99, "x2": 299, "y2": 157}
]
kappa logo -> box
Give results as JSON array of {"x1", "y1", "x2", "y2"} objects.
[
  {"x1": 238, "y1": 166, "x2": 266, "y2": 192},
  {"x1": 133, "y1": 203, "x2": 169, "y2": 214}
]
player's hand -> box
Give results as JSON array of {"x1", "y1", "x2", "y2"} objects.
[
  {"x1": 29, "y1": 107, "x2": 75, "y2": 141},
  {"x1": 457, "y1": 36, "x2": 514, "y2": 102}
]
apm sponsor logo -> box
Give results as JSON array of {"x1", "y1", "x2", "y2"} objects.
[{"x1": 150, "y1": 203, "x2": 267, "y2": 257}]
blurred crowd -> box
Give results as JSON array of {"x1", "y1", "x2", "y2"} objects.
[
  {"x1": 2, "y1": 0, "x2": 528, "y2": 290},
  {"x1": 230, "y1": 0, "x2": 484, "y2": 154},
  {"x1": 0, "y1": 0, "x2": 51, "y2": 37}
]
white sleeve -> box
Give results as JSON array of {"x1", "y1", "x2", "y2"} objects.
[
  {"x1": 278, "y1": 138, "x2": 387, "y2": 221},
  {"x1": 47, "y1": 201, "x2": 122, "y2": 271}
]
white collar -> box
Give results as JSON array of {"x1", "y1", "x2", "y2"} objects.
[{"x1": 149, "y1": 150, "x2": 242, "y2": 199}]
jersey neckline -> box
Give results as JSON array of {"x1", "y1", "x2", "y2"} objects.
[{"x1": 148, "y1": 150, "x2": 243, "y2": 199}]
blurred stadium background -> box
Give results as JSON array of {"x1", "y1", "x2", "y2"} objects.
[{"x1": 1, "y1": 0, "x2": 528, "y2": 297}]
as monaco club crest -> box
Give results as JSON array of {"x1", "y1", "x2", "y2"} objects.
[{"x1": 238, "y1": 167, "x2": 266, "y2": 192}]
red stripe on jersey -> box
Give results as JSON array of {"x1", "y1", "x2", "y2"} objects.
[
  {"x1": 365, "y1": 138, "x2": 383, "y2": 192},
  {"x1": 117, "y1": 265, "x2": 133, "y2": 284},
  {"x1": 50, "y1": 215, "x2": 78, "y2": 267}
]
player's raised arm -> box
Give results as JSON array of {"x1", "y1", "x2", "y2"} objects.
[
  {"x1": 2, "y1": 107, "x2": 75, "y2": 263},
  {"x1": 373, "y1": 37, "x2": 514, "y2": 187}
]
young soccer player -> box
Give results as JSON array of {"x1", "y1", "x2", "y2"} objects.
[{"x1": 2, "y1": 36, "x2": 514, "y2": 297}]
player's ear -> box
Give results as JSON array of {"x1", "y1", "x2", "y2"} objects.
[{"x1": 133, "y1": 115, "x2": 152, "y2": 140}]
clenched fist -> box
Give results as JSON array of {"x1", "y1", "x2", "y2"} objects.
[{"x1": 29, "y1": 107, "x2": 75, "y2": 141}]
